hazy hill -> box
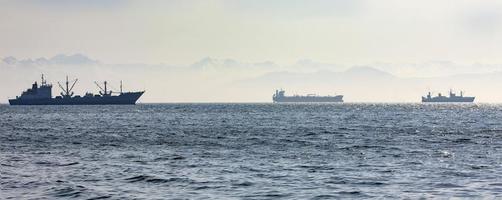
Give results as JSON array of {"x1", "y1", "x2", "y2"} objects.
[{"x1": 3, "y1": 54, "x2": 502, "y2": 103}]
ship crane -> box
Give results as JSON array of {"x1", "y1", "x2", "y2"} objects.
[
  {"x1": 58, "y1": 76, "x2": 78, "y2": 98},
  {"x1": 97, "y1": 81, "x2": 125, "y2": 95},
  {"x1": 94, "y1": 81, "x2": 112, "y2": 96}
]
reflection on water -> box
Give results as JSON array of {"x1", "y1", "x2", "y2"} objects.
[{"x1": 1, "y1": 103, "x2": 502, "y2": 199}]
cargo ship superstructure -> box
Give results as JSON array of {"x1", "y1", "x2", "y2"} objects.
[
  {"x1": 421, "y1": 90, "x2": 474, "y2": 103},
  {"x1": 273, "y1": 89, "x2": 343, "y2": 103},
  {"x1": 9, "y1": 75, "x2": 144, "y2": 105}
]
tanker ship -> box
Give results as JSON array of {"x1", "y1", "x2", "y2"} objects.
[{"x1": 273, "y1": 89, "x2": 343, "y2": 103}]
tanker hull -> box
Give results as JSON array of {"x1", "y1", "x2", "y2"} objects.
[
  {"x1": 273, "y1": 95, "x2": 343, "y2": 103},
  {"x1": 273, "y1": 89, "x2": 343, "y2": 103}
]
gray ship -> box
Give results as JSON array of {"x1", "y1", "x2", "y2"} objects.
[
  {"x1": 273, "y1": 89, "x2": 343, "y2": 103},
  {"x1": 9, "y1": 75, "x2": 144, "y2": 105},
  {"x1": 421, "y1": 90, "x2": 474, "y2": 103}
]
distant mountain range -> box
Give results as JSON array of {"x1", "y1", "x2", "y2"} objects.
[
  {"x1": 3, "y1": 54, "x2": 502, "y2": 102},
  {"x1": 189, "y1": 57, "x2": 278, "y2": 70},
  {"x1": 2, "y1": 54, "x2": 99, "y2": 66}
]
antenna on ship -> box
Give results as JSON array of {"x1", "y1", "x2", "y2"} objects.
[
  {"x1": 41, "y1": 74, "x2": 46, "y2": 85},
  {"x1": 120, "y1": 80, "x2": 123, "y2": 94},
  {"x1": 58, "y1": 76, "x2": 78, "y2": 98}
]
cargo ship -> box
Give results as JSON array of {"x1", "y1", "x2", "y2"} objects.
[
  {"x1": 273, "y1": 89, "x2": 343, "y2": 103},
  {"x1": 9, "y1": 75, "x2": 144, "y2": 105},
  {"x1": 421, "y1": 90, "x2": 474, "y2": 103}
]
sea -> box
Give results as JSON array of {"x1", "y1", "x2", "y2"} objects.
[{"x1": 1, "y1": 103, "x2": 502, "y2": 199}]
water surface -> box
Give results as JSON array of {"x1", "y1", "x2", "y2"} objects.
[{"x1": 1, "y1": 103, "x2": 502, "y2": 199}]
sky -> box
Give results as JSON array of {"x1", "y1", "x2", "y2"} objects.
[
  {"x1": 2, "y1": 0, "x2": 502, "y2": 102},
  {"x1": 2, "y1": 0, "x2": 502, "y2": 65}
]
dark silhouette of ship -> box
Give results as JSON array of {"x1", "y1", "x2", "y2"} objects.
[
  {"x1": 273, "y1": 89, "x2": 343, "y2": 103},
  {"x1": 422, "y1": 90, "x2": 474, "y2": 103},
  {"x1": 9, "y1": 75, "x2": 144, "y2": 105}
]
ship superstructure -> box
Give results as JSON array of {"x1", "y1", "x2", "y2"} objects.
[
  {"x1": 273, "y1": 89, "x2": 343, "y2": 103},
  {"x1": 9, "y1": 75, "x2": 144, "y2": 105},
  {"x1": 421, "y1": 90, "x2": 474, "y2": 103}
]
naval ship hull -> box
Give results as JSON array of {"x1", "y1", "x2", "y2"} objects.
[
  {"x1": 9, "y1": 92, "x2": 144, "y2": 105},
  {"x1": 421, "y1": 97, "x2": 474, "y2": 103},
  {"x1": 273, "y1": 95, "x2": 344, "y2": 103}
]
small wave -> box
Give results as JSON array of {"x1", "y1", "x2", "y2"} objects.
[
  {"x1": 59, "y1": 162, "x2": 79, "y2": 166},
  {"x1": 243, "y1": 193, "x2": 292, "y2": 199},
  {"x1": 337, "y1": 191, "x2": 362, "y2": 195},
  {"x1": 453, "y1": 138, "x2": 473, "y2": 143},
  {"x1": 441, "y1": 171, "x2": 474, "y2": 178},
  {"x1": 49, "y1": 186, "x2": 86, "y2": 198},
  {"x1": 33, "y1": 151, "x2": 52, "y2": 155},
  {"x1": 378, "y1": 169, "x2": 395, "y2": 173},
  {"x1": 153, "y1": 154, "x2": 185, "y2": 162},
  {"x1": 1, "y1": 163, "x2": 14, "y2": 167},
  {"x1": 34, "y1": 161, "x2": 53, "y2": 165},
  {"x1": 354, "y1": 181, "x2": 387, "y2": 186},
  {"x1": 171, "y1": 155, "x2": 185, "y2": 160},
  {"x1": 124, "y1": 175, "x2": 152, "y2": 183},
  {"x1": 146, "y1": 178, "x2": 175, "y2": 183},
  {"x1": 239, "y1": 166, "x2": 264, "y2": 172},
  {"x1": 325, "y1": 180, "x2": 347, "y2": 184},
  {"x1": 405, "y1": 161, "x2": 423, "y2": 165},
  {"x1": 125, "y1": 175, "x2": 186, "y2": 184},
  {"x1": 232, "y1": 181, "x2": 254, "y2": 187},
  {"x1": 303, "y1": 132, "x2": 317, "y2": 136},
  {"x1": 87, "y1": 195, "x2": 112, "y2": 200},
  {"x1": 339, "y1": 145, "x2": 386, "y2": 150},
  {"x1": 470, "y1": 165, "x2": 489, "y2": 170},
  {"x1": 434, "y1": 183, "x2": 463, "y2": 188},
  {"x1": 193, "y1": 185, "x2": 213, "y2": 190},
  {"x1": 312, "y1": 194, "x2": 337, "y2": 200},
  {"x1": 23, "y1": 181, "x2": 39, "y2": 186},
  {"x1": 261, "y1": 193, "x2": 292, "y2": 198},
  {"x1": 132, "y1": 160, "x2": 148, "y2": 164},
  {"x1": 101, "y1": 143, "x2": 120, "y2": 147},
  {"x1": 296, "y1": 165, "x2": 335, "y2": 171},
  {"x1": 35, "y1": 161, "x2": 79, "y2": 167}
]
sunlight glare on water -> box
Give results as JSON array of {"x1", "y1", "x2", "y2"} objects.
[{"x1": 1, "y1": 103, "x2": 502, "y2": 199}]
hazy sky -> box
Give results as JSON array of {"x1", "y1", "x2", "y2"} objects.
[
  {"x1": 2, "y1": 0, "x2": 502, "y2": 66},
  {"x1": 4, "y1": 0, "x2": 502, "y2": 103}
]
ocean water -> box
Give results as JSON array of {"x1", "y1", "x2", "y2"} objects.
[{"x1": 1, "y1": 103, "x2": 502, "y2": 199}]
